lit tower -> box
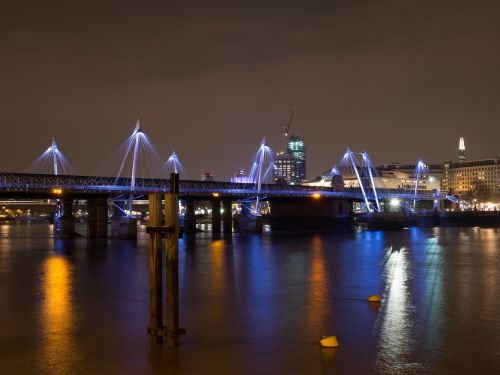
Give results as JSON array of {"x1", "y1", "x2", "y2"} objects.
[
  {"x1": 458, "y1": 137, "x2": 466, "y2": 162},
  {"x1": 281, "y1": 106, "x2": 307, "y2": 183},
  {"x1": 287, "y1": 135, "x2": 306, "y2": 182}
]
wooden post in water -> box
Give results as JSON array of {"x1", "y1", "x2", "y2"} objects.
[
  {"x1": 147, "y1": 193, "x2": 163, "y2": 342},
  {"x1": 165, "y1": 173, "x2": 184, "y2": 346}
]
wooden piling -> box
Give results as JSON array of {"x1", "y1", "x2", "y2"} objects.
[
  {"x1": 147, "y1": 193, "x2": 163, "y2": 342},
  {"x1": 165, "y1": 173, "x2": 183, "y2": 346}
]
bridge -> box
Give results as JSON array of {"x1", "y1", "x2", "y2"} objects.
[
  {"x1": 0, "y1": 170, "x2": 446, "y2": 237},
  {"x1": 0, "y1": 172, "x2": 440, "y2": 200},
  {"x1": 0, "y1": 120, "x2": 455, "y2": 237}
]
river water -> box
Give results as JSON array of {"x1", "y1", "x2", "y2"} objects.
[{"x1": 1, "y1": 223, "x2": 500, "y2": 374}]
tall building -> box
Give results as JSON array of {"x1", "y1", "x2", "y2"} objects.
[
  {"x1": 274, "y1": 151, "x2": 296, "y2": 184},
  {"x1": 287, "y1": 135, "x2": 306, "y2": 182},
  {"x1": 459, "y1": 137, "x2": 466, "y2": 162}
]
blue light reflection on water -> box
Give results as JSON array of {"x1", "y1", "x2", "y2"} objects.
[
  {"x1": 1, "y1": 224, "x2": 500, "y2": 373},
  {"x1": 374, "y1": 238, "x2": 419, "y2": 373}
]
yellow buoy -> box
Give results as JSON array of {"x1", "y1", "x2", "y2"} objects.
[
  {"x1": 320, "y1": 335, "x2": 339, "y2": 348},
  {"x1": 367, "y1": 294, "x2": 381, "y2": 302}
]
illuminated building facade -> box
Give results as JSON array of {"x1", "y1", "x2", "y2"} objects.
[
  {"x1": 377, "y1": 162, "x2": 444, "y2": 183},
  {"x1": 274, "y1": 151, "x2": 296, "y2": 184},
  {"x1": 441, "y1": 158, "x2": 500, "y2": 197},
  {"x1": 302, "y1": 170, "x2": 440, "y2": 191},
  {"x1": 287, "y1": 135, "x2": 306, "y2": 182}
]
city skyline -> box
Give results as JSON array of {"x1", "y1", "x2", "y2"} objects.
[
  {"x1": 0, "y1": 125, "x2": 494, "y2": 181},
  {"x1": 1, "y1": 1, "x2": 500, "y2": 179}
]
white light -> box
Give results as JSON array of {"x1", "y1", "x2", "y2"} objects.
[
  {"x1": 390, "y1": 198, "x2": 401, "y2": 207},
  {"x1": 459, "y1": 137, "x2": 465, "y2": 151}
]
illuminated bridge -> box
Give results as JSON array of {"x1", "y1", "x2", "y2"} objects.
[
  {"x1": 0, "y1": 123, "x2": 457, "y2": 237},
  {"x1": 0, "y1": 172, "x2": 443, "y2": 200}
]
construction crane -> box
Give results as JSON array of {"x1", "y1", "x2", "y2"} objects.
[{"x1": 283, "y1": 106, "x2": 296, "y2": 137}]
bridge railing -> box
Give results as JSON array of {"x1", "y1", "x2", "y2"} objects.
[{"x1": 0, "y1": 172, "x2": 444, "y2": 200}]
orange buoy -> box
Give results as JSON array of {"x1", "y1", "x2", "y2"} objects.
[
  {"x1": 320, "y1": 335, "x2": 339, "y2": 348},
  {"x1": 367, "y1": 294, "x2": 381, "y2": 302}
]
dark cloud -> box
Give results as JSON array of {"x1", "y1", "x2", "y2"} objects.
[{"x1": 1, "y1": 0, "x2": 499, "y2": 179}]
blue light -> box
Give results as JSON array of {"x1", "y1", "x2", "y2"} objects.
[{"x1": 31, "y1": 137, "x2": 71, "y2": 175}]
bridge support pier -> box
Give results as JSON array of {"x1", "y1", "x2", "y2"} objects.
[
  {"x1": 236, "y1": 202, "x2": 262, "y2": 233},
  {"x1": 183, "y1": 200, "x2": 197, "y2": 233},
  {"x1": 110, "y1": 200, "x2": 137, "y2": 239},
  {"x1": 54, "y1": 197, "x2": 76, "y2": 236},
  {"x1": 211, "y1": 199, "x2": 221, "y2": 233},
  {"x1": 87, "y1": 197, "x2": 108, "y2": 239},
  {"x1": 433, "y1": 193, "x2": 440, "y2": 212},
  {"x1": 222, "y1": 199, "x2": 232, "y2": 233},
  {"x1": 61, "y1": 198, "x2": 75, "y2": 235},
  {"x1": 265, "y1": 197, "x2": 353, "y2": 230},
  {"x1": 111, "y1": 217, "x2": 138, "y2": 239}
]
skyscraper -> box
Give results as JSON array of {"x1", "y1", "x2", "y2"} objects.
[
  {"x1": 458, "y1": 137, "x2": 466, "y2": 162},
  {"x1": 287, "y1": 135, "x2": 306, "y2": 182},
  {"x1": 278, "y1": 106, "x2": 306, "y2": 183},
  {"x1": 274, "y1": 151, "x2": 296, "y2": 184}
]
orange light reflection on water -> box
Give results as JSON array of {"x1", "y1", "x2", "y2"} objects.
[
  {"x1": 39, "y1": 256, "x2": 80, "y2": 373},
  {"x1": 210, "y1": 240, "x2": 226, "y2": 292},
  {"x1": 307, "y1": 235, "x2": 327, "y2": 328}
]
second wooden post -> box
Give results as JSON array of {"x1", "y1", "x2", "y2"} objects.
[
  {"x1": 165, "y1": 173, "x2": 183, "y2": 346},
  {"x1": 147, "y1": 193, "x2": 163, "y2": 342}
]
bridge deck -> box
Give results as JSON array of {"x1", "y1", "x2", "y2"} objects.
[{"x1": 0, "y1": 172, "x2": 443, "y2": 200}]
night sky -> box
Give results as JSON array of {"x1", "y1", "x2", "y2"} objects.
[{"x1": 1, "y1": 1, "x2": 500, "y2": 180}]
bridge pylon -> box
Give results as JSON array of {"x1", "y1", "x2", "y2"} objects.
[
  {"x1": 247, "y1": 137, "x2": 276, "y2": 216},
  {"x1": 341, "y1": 148, "x2": 381, "y2": 213}
]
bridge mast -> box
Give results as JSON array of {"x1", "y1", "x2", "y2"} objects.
[
  {"x1": 130, "y1": 119, "x2": 141, "y2": 191},
  {"x1": 51, "y1": 138, "x2": 58, "y2": 175},
  {"x1": 254, "y1": 139, "x2": 266, "y2": 215},
  {"x1": 413, "y1": 160, "x2": 426, "y2": 210},
  {"x1": 128, "y1": 120, "x2": 143, "y2": 214},
  {"x1": 363, "y1": 151, "x2": 380, "y2": 212},
  {"x1": 346, "y1": 149, "x2": 372, "y2": 213}
]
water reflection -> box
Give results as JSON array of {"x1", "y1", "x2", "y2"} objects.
[
  {"x1": 245, "y1": 234, "x2": 277, "y2": 333},
  {"x1": 2, "y1": 224, "x2": 500, "y2": 373},
  {"x1": 0, "y1": 222, "x2": 54, "y2": 238},
  {"x1": 480, "y1": 229, "x2": 498, "y2": 308},
  {"x1": 375, "y1": 246, "x2": 419, "y2": 373},
  {"x1": 39, "y1": 256, "x2": 80, "y2": 374},
  {"x1": 420, "y1": 237, "x2": 444, "y2": 353},
  {"x1": 307, "y1": 235, "x2": 327, "y2": 328},
  {"x1": 210, "y1": 239, "x2": 226, "y2": 292}
]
